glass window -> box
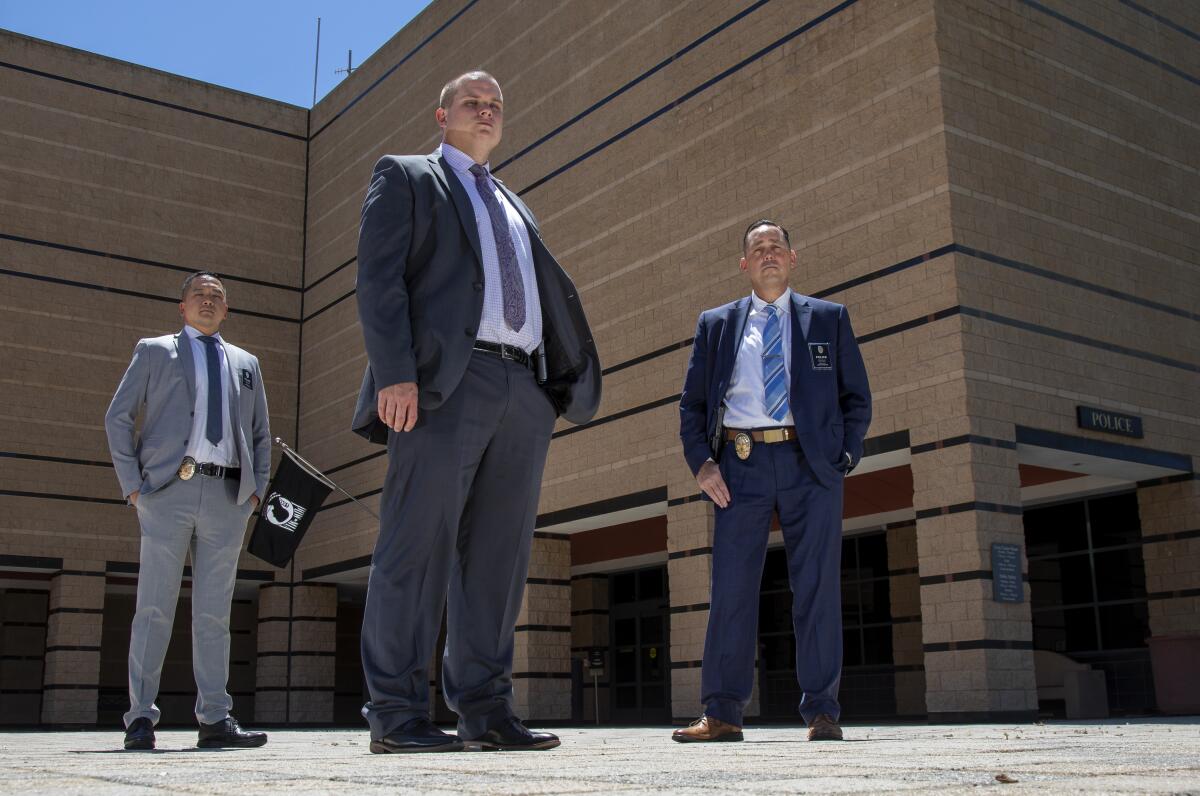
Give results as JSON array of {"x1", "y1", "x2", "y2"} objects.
[
  {"x1": 1088, "y1": 494, "x2": 1141, "y2": 548},
  {"x1": 1025, "y1": 502, "x2": 1088, "y2": 556},
  {"x1": 611, "y1": 572, "x2": 636, "y2": 604}
]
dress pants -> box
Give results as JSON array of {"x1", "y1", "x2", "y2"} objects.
[
  {"x1": 360, "y1": 351, "x2": 557, "y2": 740},
  {"x1": 125, "y1": 475, "x2": 255, "y2": 727},
  {"x1": 701, "y1": 438, "x2": 844, "y2": 726}
]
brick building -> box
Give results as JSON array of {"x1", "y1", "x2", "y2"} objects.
[{"x1": 1, "y1": 0, "x2": 1196, "y2": 727}]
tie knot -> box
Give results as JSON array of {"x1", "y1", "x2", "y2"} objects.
[
  {"x1": 469, "y1": 163, "x2": 488, "y2": 178},
  {"x1": 199, "y1": 335, "x2": 218, "y2": 347},
  {"x1": 763, "y1": 304, "x2": 777, "y2": 317}
]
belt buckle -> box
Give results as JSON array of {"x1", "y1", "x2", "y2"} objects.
[
  {"x1": 763, "y1": 428, "x2": 786, "y2": 443},
  {"x1": 178, "y1": 456, "x2": 197, "y2": 481}
]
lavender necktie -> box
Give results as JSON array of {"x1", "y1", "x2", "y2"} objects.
[{"x1": 469, "y1": 163, "x2": 526, "y2": 331}]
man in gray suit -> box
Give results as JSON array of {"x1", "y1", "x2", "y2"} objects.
[
  {"x1": 106, "y1": 272, "x2": 271, "y2": 751},
  {"x1": 353, "y1": 71, "x2": 601, "y2": 753}
]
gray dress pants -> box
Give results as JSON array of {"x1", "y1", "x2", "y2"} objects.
[
  {"x1": 361, "y1": 351, "x2": 557, "y2": 740},
  {"x1": 124, "y1": 474, "x2": 254, "y2": 727}
]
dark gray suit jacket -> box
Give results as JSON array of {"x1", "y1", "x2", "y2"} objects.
[{"x1": 352, "y1": 152, "x2": 602, "y2": 443}]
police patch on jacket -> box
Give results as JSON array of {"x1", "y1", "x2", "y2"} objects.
[
  {"x1": 808, "y1": 342, "x2": 832, "y2": 370},
  {"x1": 241, "y1": 368, "x2": 254, "y2": 389}
]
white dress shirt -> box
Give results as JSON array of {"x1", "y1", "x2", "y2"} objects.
[
  {"x1": 439, "y1": 142, "x2": 543, "y2": 353},
  {"x1": 183, "y1": 324, "x2": 238, "y2": 467},
  {"x1": 722, "y1": 288, "x2": 796, "y2": 429}
]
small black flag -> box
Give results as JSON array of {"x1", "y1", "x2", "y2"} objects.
[{"x1": 247, "y1": 448, "x2": 333, "y2": 568}]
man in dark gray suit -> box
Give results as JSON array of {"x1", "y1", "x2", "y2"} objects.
[
  {"x1": 352, "y1": 71, "x2": 601, "y2": 753},
  {"x1": 106, "y1": 272, "x2": 270, "y2": 751}
]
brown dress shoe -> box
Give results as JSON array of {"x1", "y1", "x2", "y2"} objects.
[
  {"x1": 672, "y1": 715, "x2": 744, "y2": 743},
  {"x1": 807, "y1": 713, "x2": 843, "y2": 741}
]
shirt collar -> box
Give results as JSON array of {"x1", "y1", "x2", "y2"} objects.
[
  {"x1": 438, "y1": 142, "x2": 490, "y2": 175},
  {"x1": 184, "y1": 325, "x2": 223, "y2": 342},
  {"x1": 750, "y1": 288, "x2": 793, "y2": 316}
]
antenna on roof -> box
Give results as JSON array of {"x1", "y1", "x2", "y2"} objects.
[
  {"x1": 335, "y1": 50, "x2": 356, "y2": 80},
  {"x1": 311, "y1": 18, "x2": 321, "y2": 106}
]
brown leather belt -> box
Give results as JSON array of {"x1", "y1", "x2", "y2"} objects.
[{"x1": 724, "y1": 426, "x2": 797, "y2": 443}]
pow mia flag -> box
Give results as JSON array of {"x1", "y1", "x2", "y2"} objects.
[{"x1": 247, "y1": 446, "x2": 333, "y2": 568}]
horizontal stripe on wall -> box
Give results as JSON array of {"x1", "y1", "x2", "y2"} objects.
[
  {"x1": 56, "y1": 570, "x2": 104, "y2": 578},
  {"x1": 923, "y1": 639, "x2": 1034, "y2": 652},
  {"x1": 667, "y1": 547, "x2": 712, "y2": 560},
  {"x1": 669, "y1": 660, "x2": 703, "y2": 670},
  {"x1": 0, "y1": 489, "x2": 125, "y2": 506},
  {"x1": 669, "y1": 603, "x2": 710, "y2": 614},
  {"x1": 1147, "y1": 588, "x2": 1200, "y2": 600},
  {"x1": 44, "y1": 645, "x2": 100, "y2": 653},
  {"x1": 0, "y1": 267, "x2": 298, "y2": 324},
  {"x1": 0, "y1": 554, "x2": 63, "y2": 570},
  {"x1": 533, "y1": 531, "x2": 569, "y2": 541},
  {"x1": 1018, "y1": 0, "x2": 1200, "y2": 87},
  {"x1": 666, "y1": 494, "x2": 707, "y2": 508},
  {"x1": 920, "y1": 570, "x2": 1029, "y2": 586},
  {"x1": 1142, "y1": 528, "x2": 1200, "y2": 545},
  {"x1": 517, "y1": 0, "x2": 859, "y2": 196},
  {"x1": 258, "y1": 616, "x2": 337, "y2": 623},
  {"x1": 571, "y1": 608, "x2": 609, "y2": 617},
  {"x1": 41, "y1": 684, "x2": 99, "y2": 690},
  {"x1": 514, "y1": 624, "x2": 571, "y2": 633},
  {"x1": 0, "y1": 621, "x2": 46, "y2": 628},
  {"x1": 0, "y1": 61, "x2": 304, "y2": 140},
  {"x1": 256, "y1": 651, "x2": 335, "y2": 658},
  {"x1": 910, "y1": 435, "x2": 1016, "y2": 455},
  {"x1": 552, "y1": 395, "x2": 680, "y2": 440},
  {"x1": 302, "y1": 554, "x2": 372, "y2": 581},
  {"x1": 0, "y1": 451, "x2": 112, "y2": 469},
  {"x1": 254, "y1": 686, "x2": 335, "y2": 693},
  {"x1": 527, "y1": 578, "x2": 570, "y2": 588},
  {"x1": 511, "y1": 672, "x2": 572, "y2": 680},
  {"x1": 0, "y1": 233, "x2": 301, "y2": 293},
  {"x1": 571, "y1": 573, "x2": 609, "y2": 582},
  {"x1": 915, "y1": 501, "x2": 1023, "y2": 519},
  {"x1": 1118, "y1": 0, "x2": 1200, "y2": 43},
  {"x1": 1137, "y1": 472, "x2": 1196, "y2": 488},
  {"x1": 537, "y1": 486, "x2": 666, "y2": 529},
  {"x1": 1015, "y1": 427, "x2": 1192, "y2": 473},
  {"x1": 104, "y1": 561, "x2": 274, "y2": 582},
  {"x1": 889, "y1": 568, "x2": 920, "y2": 577}
]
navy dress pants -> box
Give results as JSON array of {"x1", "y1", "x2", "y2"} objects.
[{"x1": 701, "y1": 438, "x2": 844, "y2": 726}]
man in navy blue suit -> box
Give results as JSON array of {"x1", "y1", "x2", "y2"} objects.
[{"x1": 674, "y1": 220, "x2": 871, "y2": 743}]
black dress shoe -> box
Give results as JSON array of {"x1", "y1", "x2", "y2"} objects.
[
  {"x1": 466, "y1": 716, "x2": 560, "y2": 751},
  {"x1": 197, "y1": 716, "x2": 268, "y2": 748},
  {"x1": 370, "y1": 717, "x2": 464, "y2": 754},
  {"x1": 124, "y1": 717, "x2": 155, "y2": 751}
]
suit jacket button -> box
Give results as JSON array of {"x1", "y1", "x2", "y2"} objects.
[
  {"x1": 465, "y1": 328, "x2": 475, "y2": 336},
  {"x1": 472, "y1": 282, "x2": 483, "y2": 292}
]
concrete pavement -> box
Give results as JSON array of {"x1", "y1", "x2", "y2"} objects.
[{"x1": 2, "y1": 719, "x2": 1198, "y2": 794}]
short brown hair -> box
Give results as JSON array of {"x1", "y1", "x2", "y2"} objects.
[{"x1": 439, "y1": 70, "x2": 500, "y2": 109}]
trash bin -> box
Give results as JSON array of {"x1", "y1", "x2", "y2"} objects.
[{"x1": 1148, "y1": 634, "x2": 1200, "y2": 714}]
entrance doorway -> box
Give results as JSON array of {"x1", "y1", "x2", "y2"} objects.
[{"x1": 608, "y1": 566, "x2": 670, "y2": 723}]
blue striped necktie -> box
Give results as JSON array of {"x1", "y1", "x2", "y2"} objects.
[{"x1": 762, "y1": 305, "x2": 789, "y2": 422}]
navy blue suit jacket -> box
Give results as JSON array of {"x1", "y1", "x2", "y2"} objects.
[{"x1": 679, "y1": 292, "x2": 871, "y2": 487}]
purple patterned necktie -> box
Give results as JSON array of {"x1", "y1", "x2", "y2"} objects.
[{"x1": 469, "y1": 163, "x2": 526, "y2": 331}]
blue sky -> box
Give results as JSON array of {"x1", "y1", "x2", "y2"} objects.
[{"x1": 0, "y1": 0, "x2": 431, "y2": 107}]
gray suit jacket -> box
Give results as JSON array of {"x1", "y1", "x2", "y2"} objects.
[
  {"x1": 105, "y1": 329, "x2": 271, "y2": 505},
  {"x1": 351, "y1": 152, "x2": 602, "y2": 443}
]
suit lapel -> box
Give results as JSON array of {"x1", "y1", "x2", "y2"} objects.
[
  {"x1": 790, "y1": 292, "x2": 812, "y2": 400},
  {"x1": 175, "y1": 330, "x2": 197, "y2": 405},
  {"x1": 427, "y1": 153, "x2": 484, "y2": 273},
  {"x1": 717, "y1": 297, "x2": 752, "y2": 395}
]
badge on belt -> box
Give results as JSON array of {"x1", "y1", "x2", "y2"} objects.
[
  {"x1": 734, "y1": 432, "x2": 753, "y2": 461},
  {"x1": 178, "y1": 456, "x2": 197, "y2": 481}
]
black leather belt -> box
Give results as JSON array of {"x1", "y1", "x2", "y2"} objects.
[
  {"x1": 473, "y1": 340, "x2": 533, "y2": 369},
  {"x1": 196, "y1": 461, "x2": 240, "y2": 480}
]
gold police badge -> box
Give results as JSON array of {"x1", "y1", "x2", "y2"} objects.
[
  {"x1": 177, "y1": 456, "x2": 197, "y2": 481},
  {"x1": 734, "y1": 432, "x2": 753, "y2": 461}
]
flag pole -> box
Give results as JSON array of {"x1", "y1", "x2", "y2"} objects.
[{"x1": 273, "y1": 437, "x2": 379, "y2": 519}]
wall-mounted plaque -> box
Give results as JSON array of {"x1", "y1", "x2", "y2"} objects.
[
  {"x1": 991, "y1": 543, "x2": 1023, "y2": 603},
  {"x1": 1077, "y1": 405, "x2": 1143, "y2": 438}
]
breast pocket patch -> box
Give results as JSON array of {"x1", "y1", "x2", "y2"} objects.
[
  {"x1": 808, "y1": 342, "x2": 832, "y2": 371},
  {"x1": 241, "y1": 368, "x2": 254, "y2": 390}
]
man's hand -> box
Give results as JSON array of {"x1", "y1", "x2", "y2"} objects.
[
  {"x1": 696, "y1": 460, "x2": 731, "y2": 508},
  {"x1": 251, "y1": 495, "x2": 260, "y2": 509},
  {"x1": 129, "y1": 490, "x2": 139, "y2": 507},
  {"x1": 378, "y1": 382, "x2": 419, "y2": 432}
]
